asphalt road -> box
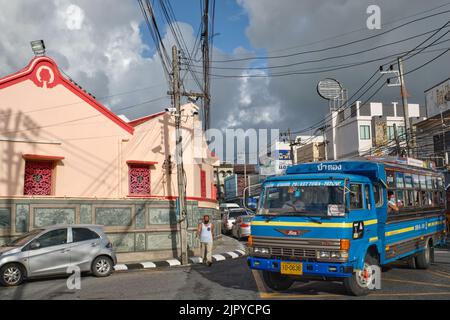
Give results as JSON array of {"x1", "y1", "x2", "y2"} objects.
[{"x1": 1, "y1": 245, "x2": 450, "y2": 300}]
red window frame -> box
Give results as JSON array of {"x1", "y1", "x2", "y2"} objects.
[
  {"x1": 128, "y1": 164, "x2": 151, "y2": 196},
  {"x1": 23, "y1": 160, "x2": 54, "y2": 196},
  {"x1": 200, "y1": 170, "x2": 207, "y2": 198}
]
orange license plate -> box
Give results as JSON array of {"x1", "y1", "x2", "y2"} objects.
[{"x1": 280, "y1": 262, "x2": 303, "y2": 275}]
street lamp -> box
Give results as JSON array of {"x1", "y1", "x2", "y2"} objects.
[{"x1": 30, "y1": 40, "x2": 46, "y2": 56}]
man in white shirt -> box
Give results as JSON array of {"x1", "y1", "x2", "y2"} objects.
[{"x1": 197, "y1": 215, "x2": 214, "y2": 266}]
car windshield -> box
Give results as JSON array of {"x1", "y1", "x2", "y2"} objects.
[
  {"x1": 229, "y1": 210, "x2": 247, "y2": 218},
  {"x1": 258, "y1": 181, "x2": 345, "y2": 216},
  {"x1": 241, "y1": 216, "x2": 254, "y2": 223},
  {"x1": 5, "y1": 229, "x2": 44, "y2": 247}
]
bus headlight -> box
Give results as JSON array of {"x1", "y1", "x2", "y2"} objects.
[
  {"x1": 254, "y1": 247, "x2": 270, "y2": 255},
  {"x1": 317, "y1": 251, "x2": 331, "y2": 259},
  {"x1": 317, "y1": 251, "x2": 348, "y2": 260}
]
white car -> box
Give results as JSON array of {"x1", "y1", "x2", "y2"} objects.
[{"x1": 222, "y1": 208, "x2": 249, "y2": 234}]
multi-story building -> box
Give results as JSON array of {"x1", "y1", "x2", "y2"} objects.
[
  {"x1": 325, "y1": 101, "x2": 425, "y2": 159},
  {"x1": 415, "y1": 77, "x2": 450, "y2": 167}
]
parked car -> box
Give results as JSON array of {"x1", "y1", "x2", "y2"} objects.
[
  {"x1": 231, "y1": 215, "x2": 255, "y2": 240},
  {"x1": 222, "y1": 208, "x2": 249, "y2": 234},
  {"x1": 0, "y1": 224, "x2": 116, "y2": 286},
  {"x1": 219, "y1": 203, "x2": 241, "y2": 219}
]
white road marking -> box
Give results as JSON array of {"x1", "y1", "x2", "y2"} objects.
[
  {"x1": 114, "y1": 264, "x2": 128, "y2": 271},
  {"x1": 212, "y1": 254, "x2": 226, "y2": 261},
  {"x1": 236, "y1": 249, "x2": 246, "y2": 255},
  {"x1": 166, "y1": 259, "x2": 181, "y2": 266},
  {"x1": 226, "y1": 251, "x2": 239, "y2": 259},
  {"x1": 189, "y1": 257, "x2": 203, "y2": 264},
  {"x1": 140, "y1": 262, "x2": 156, "y2": 269}
]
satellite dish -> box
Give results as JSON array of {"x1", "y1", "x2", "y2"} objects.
[{"x1": 317, "y1": 78, "x2": 343, "y2": 100}]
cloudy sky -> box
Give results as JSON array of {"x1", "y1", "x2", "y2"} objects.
[{"x1": 1, "y1": 0, "x2": 450, "y2": 134}]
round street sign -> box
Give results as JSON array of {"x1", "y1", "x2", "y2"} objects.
[{"x1": 317, "y1": 78, "x2": 343, "y2": 100}]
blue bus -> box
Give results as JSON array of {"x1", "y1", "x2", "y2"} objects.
[{"x1": 247, "y1": 159, "x2": 448, "y2": 296}]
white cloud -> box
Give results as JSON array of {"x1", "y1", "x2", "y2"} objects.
[{"x1": 63, "y1": 4, "x2": 85, "y2": 30}]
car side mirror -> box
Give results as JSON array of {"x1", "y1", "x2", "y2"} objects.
[{"x1": 30, "y1": 241, "x2": 41, "y2": 250}]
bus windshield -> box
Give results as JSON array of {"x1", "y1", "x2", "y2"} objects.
[{"x1": 258, "y1": 181, "x2": 345, "y2": 216}]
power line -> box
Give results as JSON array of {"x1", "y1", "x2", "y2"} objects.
[
  {"x1": 220, "y1": 1, "x2": 450, "y2": 58},
  {"x1": 205, "y1": 10, "x2": 450, "y2": 63},
  {"x1": 196, "y1": 43, "x2": 450, "y2": 79},
  {"x1": 185, "y1": 26, "x2": 450, "y2": 71}
]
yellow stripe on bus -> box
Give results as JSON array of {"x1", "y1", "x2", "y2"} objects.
[
  {"x1": 251, "y1": 219, "x2": 378, "y2": 228},
  {"x1": 385, "y1": 226, "x2": 415, "y2": 237},
  {"x1": 369, "y1": 237, "x2": 378, "y2": 242}
]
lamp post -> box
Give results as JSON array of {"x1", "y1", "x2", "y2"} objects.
[{"x1": 30, "y1": 40, "x2": 46, "y2": 56}]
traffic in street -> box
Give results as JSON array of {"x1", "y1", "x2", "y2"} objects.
[{"x1": 1, "y1": 236, "x2": 449, "y2": 300}]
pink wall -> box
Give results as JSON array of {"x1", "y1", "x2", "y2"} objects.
[{"x1": 0, "y1": 56, "x2": 218, "y2": 207}]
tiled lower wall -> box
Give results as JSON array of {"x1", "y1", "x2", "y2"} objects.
[{"x1": 0, "y1": 198, "x2": 220, "y2": 260}]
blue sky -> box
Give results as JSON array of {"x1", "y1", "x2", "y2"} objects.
[{"x1": 139, "y1": 0, "x2": 255, "y2": 57}]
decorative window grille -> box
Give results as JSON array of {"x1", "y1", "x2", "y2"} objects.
[
  {"x1": 200, "y1": 170, "x2": 206, "y2": 198},
  {"x1": 24, "y1": 161, "x2": 53, "y2": 195},
  {"x1": 129, "y1": 164, "x2": 151, "y2": 195}
]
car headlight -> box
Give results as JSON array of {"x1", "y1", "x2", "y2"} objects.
[{"x1": 253, "y1": 247, "x2": 270, "y2": 255}]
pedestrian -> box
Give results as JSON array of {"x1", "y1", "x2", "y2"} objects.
[{"x1": 197, "y1": 214, "x2": 214, "y2": 266}]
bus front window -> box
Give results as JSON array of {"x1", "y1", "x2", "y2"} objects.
[{"x1": 258, "y1": 183, "x2": 345, "y2": 216}]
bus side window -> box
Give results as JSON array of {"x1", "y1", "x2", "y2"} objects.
[
  {"x1": 349, "y1": 184, "x2": 363, "y2": 210},
  {"x1": 365, "y1": 185, "x2": 371, "y2": 210},
  {"x1": 373, "y1": 184, "x2": 383, "y2": 208}
]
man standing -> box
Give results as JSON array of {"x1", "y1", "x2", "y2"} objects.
[{"x1": 197, "y1": 215, "x2": 214, "y2": 266}]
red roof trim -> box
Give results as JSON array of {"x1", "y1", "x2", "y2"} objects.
[
  {"x1": 126, "y1": 160, "x2": 158, "y2": 166},
  {"x1": 22, "y1": 154, "x2": 65, "y2": 161},
  {"x1": 0, "y1": 56, "x2": 134, "y2": 135},
  {"x1": 128, "y1": 111, "x2": 167, "y2": 127}
]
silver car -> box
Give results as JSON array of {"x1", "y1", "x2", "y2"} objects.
[
  {"x1": 0, "y1": 225, "x2": 117, "y2": 286},
  {"x1": 231, "y1": 215, "x2": 254, "y2": 240}
]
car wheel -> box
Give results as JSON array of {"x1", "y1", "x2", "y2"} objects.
[
  {"x1": 92, "y1": 256, "x2": 113, "y2": 277},
  {"x1": 343, "y1": 253, "x2": 379, "y2": 296},
  {"x1": 262, "y1": 271, "x2": 294, "y2": 291},
  {"x1": 0, "y1": 263, "x2": 25, "y2": 287},
  {"x1": 415, "y1": 239, "x2": 432, "y2": 269}
]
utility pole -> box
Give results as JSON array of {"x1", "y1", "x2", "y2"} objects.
[
  {"x1": 393, "y1": 123, "x2": 401, "y2": 157},
  {"x1": 318, "y1": 125, "x2": 329, "y2": 160},
  {"x1": 397, "y1": 57, "x2": 411, "y2": 157},
  {"x1": 201, "y1": 0, "x2": 211, "y2": 131},
  {"x1": 172, "y1": 45, "x2": 188, "y2": 265}
]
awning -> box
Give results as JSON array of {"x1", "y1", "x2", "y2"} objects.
[
  {"x1": 126, "y1": 160, "x2": 158, "y2": 166},
  {"x1": 22, "y1": 154, "x2": 65, "y2": 161}
]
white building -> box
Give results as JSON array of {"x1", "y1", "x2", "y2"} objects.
[
  {"x1": 325, "y1": 101, "x2": 425, "y2": 159},
  {"x1": 259, "y1": 141, "x2": 292, "y2": 176}
]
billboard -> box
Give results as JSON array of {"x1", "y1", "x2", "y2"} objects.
[{"x1": 425, "y1": 78, "x2": 450, "y2": 118}]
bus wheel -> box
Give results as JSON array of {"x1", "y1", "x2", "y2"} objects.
[
  {"x1": 415, "y1": 239, "x2": 432, "y2": 269},
  {"x1": 343, "y1": 253, "x2": 378, "y2": 296},
  {"x1": 262, "y1": 271, "x2": 294, "y2": 291}
]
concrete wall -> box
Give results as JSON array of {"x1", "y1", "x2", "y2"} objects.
[{"x1": 0, "y1": 198, "x2": 220, "y2": 263}]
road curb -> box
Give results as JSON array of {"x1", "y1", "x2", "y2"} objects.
[{"x1": 113, "y1": 249, "x2": 247, "y2": 272}]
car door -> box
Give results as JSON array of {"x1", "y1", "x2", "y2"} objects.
[
  {"x1": 68, "y1": 227, "x2": 102, "y2": 272},
  {"x1": 26, "y1": 228, "x2": 70, "y2": 277}
]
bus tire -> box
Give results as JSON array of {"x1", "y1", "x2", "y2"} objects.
[
  {"x1": 415, "y1": 239, "x2": 432, "y2": 269},
  {"x1": 262, "y1": 271, "x2": 294, "y2": 291},
  {"x1": 343, "y1": 253, "x2": 378, "y2": 296}
]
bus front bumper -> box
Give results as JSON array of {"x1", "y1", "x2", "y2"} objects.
[{"x1": 247, "y1": 256, "x2": 354, "y2": 278}]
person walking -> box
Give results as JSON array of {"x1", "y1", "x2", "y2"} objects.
[{"x1": 197, "y1": 215, "x2": 214, "y2": 266}]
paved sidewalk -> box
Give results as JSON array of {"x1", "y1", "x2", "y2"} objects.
[{"x1": 114, "y1": 235, "x2": 247, "y2": 271}]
